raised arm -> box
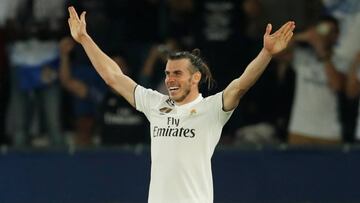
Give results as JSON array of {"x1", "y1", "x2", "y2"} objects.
[
  {"x1": 67, "y1": 6, "x2": 137, "y2": 107},
  {"x1": 223, "y1": 21, "x2": 295, "y2": 111}
]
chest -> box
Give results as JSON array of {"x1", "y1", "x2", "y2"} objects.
[
  {"x1": 148, "y1": 105, "x2": 213, "y2": 141},
  {"x1": 150, "y1": 106, "x2": 208, "y2": 128}
]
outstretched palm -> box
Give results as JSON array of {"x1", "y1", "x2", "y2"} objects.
[
  {"x1": 68, "y1": 6, "x2": 87, "y2": 43},
  {"x1": 263, "y1": 21, "x2": 295, "y2": 55}
]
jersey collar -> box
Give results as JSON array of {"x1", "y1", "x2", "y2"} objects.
[{"x1": 175, "y1": 94, "x2": 203, "y2": 109}]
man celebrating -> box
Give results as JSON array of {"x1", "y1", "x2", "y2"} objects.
[{"x1": 67, "y1": 6, "x2": 295, "y2": 203}]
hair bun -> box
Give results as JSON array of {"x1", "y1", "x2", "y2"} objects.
[{"x1": 191, "y1": 48, "x2": 201, "y2": 57}]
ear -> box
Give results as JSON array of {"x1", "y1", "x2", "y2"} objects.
[{"x1": 192, "y1": 71, "x2": 201, "y2": 84}]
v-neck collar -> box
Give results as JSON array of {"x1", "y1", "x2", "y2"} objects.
[{"x1": 175, "y1": 94, "x2": 203, "y2": 109}]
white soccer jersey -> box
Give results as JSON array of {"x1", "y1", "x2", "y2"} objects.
[
  {"x1": 134, "y1": 85, "x2": 233, "y2": 203},
  {"x1": 289, "y1": 47, "x2": 341, "y2": 139}
]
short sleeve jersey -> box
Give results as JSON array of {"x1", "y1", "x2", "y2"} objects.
[
  {"x1": 134, "y1": 85, "x2": 233, "y2": 203},
  {"x1": 289, "y1": 47, "x2": 341, "y2": 139}
]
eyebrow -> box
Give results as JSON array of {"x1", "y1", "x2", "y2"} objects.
[{"x1": 165, "y1": 70, "x2": 183, "y2": 74}]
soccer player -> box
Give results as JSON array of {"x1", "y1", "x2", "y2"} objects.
[{"x1": 67, "y1": 6, "x2": 295, "y2": 203}]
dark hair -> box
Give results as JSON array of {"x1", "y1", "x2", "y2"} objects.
[{"x1": 167, "y1": 48, "x2": 215, "y2": 90}]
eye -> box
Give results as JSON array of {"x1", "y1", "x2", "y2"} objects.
[{"x1": 174, "y1": 70, "x2": 182, "y2": 76}]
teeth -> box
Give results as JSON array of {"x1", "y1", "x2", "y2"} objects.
[{"x1": 169, "y1": 87, "x2": 179, "y2": 91}]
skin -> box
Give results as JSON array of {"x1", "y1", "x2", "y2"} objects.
[
  {"x1": 67, "y1": 6, "x2": 295, "y2": 110},
  {"x1": 165, "y1": 58, "x2": 201, "y2": 105}
]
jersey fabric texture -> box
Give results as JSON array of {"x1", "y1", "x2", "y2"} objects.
[
  {"x1": 135, "y1": 85, "x2": 234, "y2": 203},
  {"x1": 289, "y1": 47, "x2": 341, "y2": 140}
]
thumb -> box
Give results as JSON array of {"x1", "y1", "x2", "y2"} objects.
[
  {"x1": 80, "y1": 11, "x2": 86, "y2": 23},
  {"x1": 265, "y1": 23, "x2": 272, "y2": 36}
]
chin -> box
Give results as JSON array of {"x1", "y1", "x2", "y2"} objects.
[
  {"x1": 170, "y1": 95, "x2": 179, "y2": 102},
  {"x1": 168, "y1": 94, "x2": 179, "y2": 102},
  {"x1": 168, "y1": 94, "x2": 176, "y2": 100}
]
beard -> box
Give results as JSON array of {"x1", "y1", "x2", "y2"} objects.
[
  {"x1": 173, "y1": 86, "x2": 191, "y2": 103},
  {"x1": 169, "y1": 78, "x2": 192, "y2": 103}
]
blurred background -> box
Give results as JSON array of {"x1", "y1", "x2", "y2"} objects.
[{"x1": 0, "y1": 0, "x2": 360, "y2": 202}]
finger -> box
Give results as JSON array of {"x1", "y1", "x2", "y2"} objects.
[
  {"x1": 283, "y1": 22, "x2": 295, "y2": 37},
  {"x1": 69, "y1": 6, "x2": 79, "y2": 20},
  {"x1": 68, "y1": 18, "x2": 72, "y2": 28},
  {"x1": 80, "y1": 11, "x2": 86, "y2": 23},
  {"x1": 68, "y1": 6, "x2": 73, "y2": 18},
  {"x1": 279, "y1": 22, "x2": 295, "y2": 41},
  {"x1": 68, "y1": 6, "x2": 80, "y2": 21},
  {"x1": 68, "y1": 6, "x2": 74, "y2": 19},
  {"x1": 273, "y1": 21, "x2": 292, "y2": 36},
  {"x1": 264, "y1": 23, "x2": 272, "y2": 36},
  {"x1": 284, "y1": 31, "x2": 294, "y2": 43}
]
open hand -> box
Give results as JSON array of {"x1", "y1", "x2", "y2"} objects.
[
  {"x1": 68, "y1": 6, "x2": 88, "y2": 43},
  {"x1": 263, "y1": 21, "x2": 295, "y2": 55}
]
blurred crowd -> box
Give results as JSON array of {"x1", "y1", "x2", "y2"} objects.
[{"x1": 0, "y1": 0, "x2": 359, "y2": 148}]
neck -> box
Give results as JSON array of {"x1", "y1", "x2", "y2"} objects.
[{"x1": 176, "y1": 89, "x2": 200, "y2": 106}]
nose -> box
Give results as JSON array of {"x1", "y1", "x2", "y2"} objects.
[{"x1": 166, "y1": 75, "x2": 176, "y2": 83}]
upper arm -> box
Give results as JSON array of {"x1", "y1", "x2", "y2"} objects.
[
  {"x1": 134, "y1": 85, "x2": 165, "y2": 117},
  {"x1": 107, "y1": 73, "x2": 138, "y2": 107},
  {"x1": 208, "y1": 92, "x2": 234, "y2": 127},
  {"x1": 223, "y1": 78, "x2": 244, "y2": 111}
]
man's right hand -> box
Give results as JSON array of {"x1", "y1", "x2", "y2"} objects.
[{"x1": 68, "y1": 6, "x2": 88, "y2": 44}]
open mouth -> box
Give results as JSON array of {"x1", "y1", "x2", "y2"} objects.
[{"x1": 169, "y1": 87, "x2": 180, "y2": 93}]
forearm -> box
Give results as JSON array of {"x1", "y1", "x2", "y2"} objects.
[
  {"x1": 238, "y1": 48, "x2": 272, "y2": 91},
  {"x1": 59, "y1": 54, "x2": 72, "y2": 84},
  {"x1": 59, "y1": 54, "x2": 88, "y2": 98},
  {"x1": 323, "y1": 59, "x2": 344, "y2": 92},
  {"x1": 223, "y1": 48, "x2": 272, "y2": 111},
  {"x1": 79, "y1": 34, "x2": 137, "y2": 106},
  {"x1": 346, "y1": 61, "x2": 360, "y2": 98},
  {"x1": 79, "y1": 34, "x2": 124, "y2": 85}
]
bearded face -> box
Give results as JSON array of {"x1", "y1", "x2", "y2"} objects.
[{"x1": 165, "y1": 59, "x2": 200, "y2": 105}]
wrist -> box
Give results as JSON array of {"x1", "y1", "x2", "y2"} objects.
[
  {"x1": 78, "y1": 33, "x2": 91, "y2": 44},
  {"x1": 261, "y1": 48, "x2": 273, "y2": 59}
]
